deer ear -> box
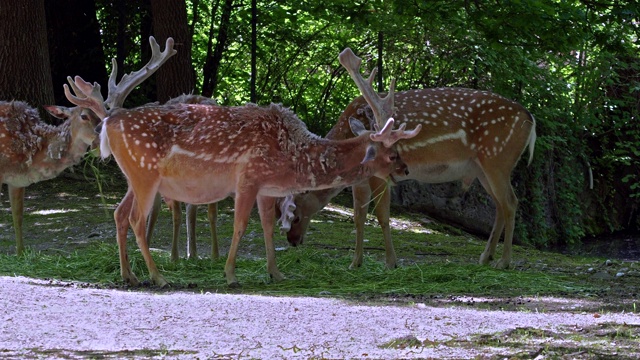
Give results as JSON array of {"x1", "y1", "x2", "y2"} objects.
[
  {"x1": 44, "y1": 105, "x2": 71, "y2": 120},
  {"x1": 349, "y1": 117, "x2": 367, "y2": 136},
  {"x1": 360, "y1": 144, "x2": 377, "y2": 164}
]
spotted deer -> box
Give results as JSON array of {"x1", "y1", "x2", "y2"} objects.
[
  {"x1": 97, "y1": 48, "x2": 421, "y2": 287},
  {"x1": 0, "y1": 100, "x2": 100, "y2": 255},
  {"x1": 284, "y1": 87, "x2": 536, "y2": 270},
  {"x1": 146, "y1": 94, "x2": 219, "y2": 262}
]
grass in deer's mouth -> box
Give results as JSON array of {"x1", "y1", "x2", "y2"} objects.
[{"x1": 1, "y1": 177, "x2": 639, "y2": 312}]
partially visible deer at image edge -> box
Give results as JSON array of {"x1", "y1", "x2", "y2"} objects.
[
  {"x1": 284, "y1": 87, "x2": 536, "y2": 270},
  {"x1": 96, "y1": 47, "x2": 421, "y2": 288},
  {"x1": 0, "y1": 99, "x2": 100, "y2": 255}
]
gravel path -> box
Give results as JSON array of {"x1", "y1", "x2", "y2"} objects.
[{"x1": 1, "y1": 276, "x2": 639, "y2": 359}]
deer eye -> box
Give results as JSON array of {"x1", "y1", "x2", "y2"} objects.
[{"x1": 81, "y1": 114, "x2": 89, "y2": 121}]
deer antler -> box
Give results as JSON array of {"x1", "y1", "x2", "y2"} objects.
[
  {"x1": 63, "y1": 76, "x2": 108, "y2": 119},
  {"x1": 104, "y1": 36, "x2": 177, "y2": 110},
  {"x1": 277, "y1": 194, "x2": 297, "y2": 234},
  {"x1": 63, "y1": 36, "x2": 177, "y2": 119},
  {"x1": 339, "y1": 48, "x2": 395, "y2": 128},
  {"x1": 370, "y1": 118, "x2": 422, "y2": 148}
]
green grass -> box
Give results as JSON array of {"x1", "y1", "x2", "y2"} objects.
[{"x1": 1, "y1": 177, "x2": 638, "y2": 310}]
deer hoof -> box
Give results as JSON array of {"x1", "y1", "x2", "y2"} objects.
[
  {"x1": 494, "y1": 258, "x2": 511, "y2": 270},
  {"x1": 152, "y1": 276, "x2": 169, "y2": 288},
  {"x1": 227, "y1": 281, "x2": 241, "y2": 289},
  {"x1": 478, "y1": 252, "x2": 492, "y2": 265},
  {"x1": 123, "y1": 274, "x2": 140, "y2": 287},
  {"x1": 270, "y1": 272, "x2": 285, "y2": 282}
]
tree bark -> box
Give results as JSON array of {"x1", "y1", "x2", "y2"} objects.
[
  {"x1": 151, "y1": 0, "x2": 196, "y2": 102},
  {"x1": 0, "y1": 0, "x2": 55, "y2": 121}
]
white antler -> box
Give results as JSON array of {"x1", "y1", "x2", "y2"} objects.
[
  {"x1": 278, "y1": 194, "x2": 297, "y2": 234},
  {"x1": 63, "y1": 76, "x2": 108, "y2": 119},
  {"x1": 63, "y1": 36, "x2": 177, "y2": 119},
  {"x1": 339, "y1": 48, "x2": 395, "y2": 127},
  {"x1": 104, "y1": 36, "x2": 177, "y2": 110}
]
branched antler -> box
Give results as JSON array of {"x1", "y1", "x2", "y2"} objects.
[{"x1": 339, "y1": 48, "x2": 395, "y2": 128}]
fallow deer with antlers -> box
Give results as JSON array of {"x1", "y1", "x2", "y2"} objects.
[
  {"x1": 96, "y1": 48, "x2": 421, "y2": 287},
  {"x1": 284, "y1": 54, "x2": 537, "y2": 270}
]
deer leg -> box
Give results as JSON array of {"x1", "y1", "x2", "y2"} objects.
[
  {"x1": 207, "y1": 203, "x2": 219, "y2": 259},
  {"x1": 350, "y1": 182, "x2": 372, "y2": 269},
  {"x1": 114, "y1": 189, "x2": 140, "y2": 286},
  {"x1": 129, "y1": 186, "x2": 168, "y2": 287},
  {"x1": 8, "y1": 185, "x2": 25, "y2": 256},
  {"x1": 145, "y1": 193, "x2": 162, "y2": 244},
  {"x1": 495, "y1": 185, "x2": 518, "y2": 269},
  {"x1": 477, "y1": 171, "x2": 508, "y2": 268},
  {"x1": 167, "y1": 200, "x2": 182, "y2": 262},
  {"x1": 185, "y1": 203, "x2": 198, "y2": 259},
  {"x1": 224, "y1": 190, "x2": 257, "y2": 287},
  {"x1": 257, "y1": 196, "x2": 284, "y2": 282},
  {"x1": 370, "y1": 177, "x2": 396, "y2": 269}
]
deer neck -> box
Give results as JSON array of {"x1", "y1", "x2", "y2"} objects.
[{"x1": 24, "y1": 121, "x2": 90, "y2": 185}]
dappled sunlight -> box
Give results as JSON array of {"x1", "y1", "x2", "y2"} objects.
[
  {"x1": 320, "y1": 202, "x2": 439, "y2": 235},
  {"x1": 31, "y1": 209, "x2": 80, "y2": 216}
]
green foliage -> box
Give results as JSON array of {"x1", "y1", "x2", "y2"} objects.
[{"x1": 85, "y1": 0, "x2": 640, "y2": 246}]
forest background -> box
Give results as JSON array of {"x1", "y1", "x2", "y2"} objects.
[{"x1": 0, "y1": 0, "x2": 638, "y2": 249}]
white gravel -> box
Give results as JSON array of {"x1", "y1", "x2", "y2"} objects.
[{"x1": 1, "y1": 275, "x2": 638, "y2": 359}]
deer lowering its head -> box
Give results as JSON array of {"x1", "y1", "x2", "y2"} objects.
[
  {"x1": 0, "y1": 97, "x2": 100, "y2": 255},
  {"x1": 284, "y1": 64, "x2": 536, "y2": 270},
  {"x1": 100, "y1": 48, "x2": 421, "y2": 287}
]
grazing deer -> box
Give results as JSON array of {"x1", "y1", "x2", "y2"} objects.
[
  {"x1": 0, "y1": 100, "x2": 100, "y2": 255},
  {"x1": 97, "y1": 48, "x2": 421, "y2": 287},
  {"x1": 146, "y1": 94, "x2": 219, "y2": 262},
  {"x1": 284, "y1": 87, "x2": 536, "y2": 270}
]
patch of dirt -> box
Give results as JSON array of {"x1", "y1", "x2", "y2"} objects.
[{"x1": 1, "y1": 275, "x2": 639, "y2": 359}]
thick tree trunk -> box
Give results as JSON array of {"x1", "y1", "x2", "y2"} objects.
[
  {"x1": 151, "y1": 0, "x2": 196, "y2": 102},
  {"x1": 0, "y1": 0, "x2": 54, "y2": 121}
]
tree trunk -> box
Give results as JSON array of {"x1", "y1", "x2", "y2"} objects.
[
  {"x1": 151, "y1": 0, "x2": 196, "y2": 102},
  {"x1": 202, "y1": 0, "x2": 233, "y2": 98},
  {"x1": 45, "y1": 0, "x2": 108, "y2": 109},
  {"x1": 0, "y1": 0, "x2": 55, "y2": 121}
]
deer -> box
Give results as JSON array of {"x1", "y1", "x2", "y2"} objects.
[
  {"x1": 145, "y1": 94, "x2": 219, "y2": 262},
  {"x1": 0, "y1": 99, "x2": 101, "y2": 255},
  {"x1": 283, "y1": 86, "x2": 536, "y2": 271},
  {"x1": 94, "y1": 48, "x2": 421, "y2": 288}
]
